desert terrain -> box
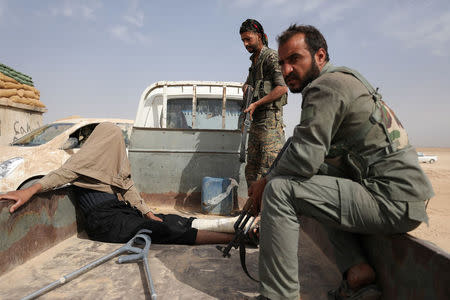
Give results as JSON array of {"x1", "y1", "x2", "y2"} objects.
[{"x1": 410, "y1": 148, "x2": 450, "y2": 253}]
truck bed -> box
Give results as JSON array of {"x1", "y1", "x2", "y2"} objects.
[
  {"x1": 0, "y1": 208, "x2": 341, "y2": 300},
  {"x1": 2, "y1": 185, "x2": 450, "y2": 299}
]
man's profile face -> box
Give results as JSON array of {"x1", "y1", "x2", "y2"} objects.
[
  {"x1": 241, "y1": 31, "x2": 262, "y2": 54},
  {"x1": 278, "y1": 33, "x2": 320, "y2": 93}
]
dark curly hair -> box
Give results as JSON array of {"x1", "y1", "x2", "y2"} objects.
[{"x1": 239, "y1": 19, "x2": 268, "y2": 46}]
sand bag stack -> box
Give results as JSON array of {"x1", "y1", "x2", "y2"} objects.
[{"x1": 0, "y1": 63, "x2": 45, "y2": 108}]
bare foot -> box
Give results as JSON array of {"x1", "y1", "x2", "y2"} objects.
[{"x1": 346, "y1": 262, "x2": 376, "y2": 290}]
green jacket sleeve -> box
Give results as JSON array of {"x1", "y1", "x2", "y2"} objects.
[{"x1": 267, "y1": 80, "x2": 347, "y2": 180}]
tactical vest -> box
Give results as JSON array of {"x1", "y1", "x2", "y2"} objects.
[
  {"x1": 322, "y1": 66, "x2": 410, "y2": 183},
  {"x1": 251, "y1": 48, "x2": 287, "y2": 110}
]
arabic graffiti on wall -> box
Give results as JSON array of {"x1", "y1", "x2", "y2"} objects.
[
  {"x1": 0, "y1": 107, "x2": 44, "y2": 145},
  {"x1": 13, "y1": 120, "x2": 32, "y2": 142}
]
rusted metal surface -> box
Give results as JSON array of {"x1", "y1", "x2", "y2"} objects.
[
  {"x1": 141, "y1": 191, "x2": 244, "y2": 214},
  {"x1": 0, "y1": 187, "x2": 78, "y2": 276},
  {"x1": 141, "y1": 192, "x2": 202, "y2": 212},
  {"x1": 300, "y1": 216, "x2": 450, "y2": 300},
  {"x1": 363, "y1": 234, "x2": 450, "y2": 299}
]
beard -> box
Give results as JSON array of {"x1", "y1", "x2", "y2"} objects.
[
  {"x1": 285, "y1": 59, "x2": 321, "y2": 93},
  {"x1": 246, "y1": 45, "x2": 257, "y2": 53}
]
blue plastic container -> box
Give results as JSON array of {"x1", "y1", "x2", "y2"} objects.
[{"x1": 201, "y1": 177, "x2": 235, "y2": 215}]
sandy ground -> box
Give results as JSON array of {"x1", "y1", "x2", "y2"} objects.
[{"x1": 410, "y1": 148, "x2": 450, "y2": 253}]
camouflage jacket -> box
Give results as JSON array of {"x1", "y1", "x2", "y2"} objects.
[
  {"x1": 245, "y1": 46, "x2": 287, "y2": 114},
  {"x1": 267, "y1": 63, "x2": 433, "y2": 221}
]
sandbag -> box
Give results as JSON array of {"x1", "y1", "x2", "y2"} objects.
[
  {"x1": 0, "y1": 72, "x2": 18, "y2": 83},
  {"x1": 10, "y1": 95, "x2": 45, "y2": 107},
  {"x1": 22, "y1": 90, "x2": 39, "y2": 99},
  {"x1": 0, "y1": 89, "x2": 17, "y2": 98},
  {"x1": 1, "y1": 80, "x2": 40, "y2": 97},
  {"x1": 1, "y1": 81, "x2": 22, "y2": 90}
]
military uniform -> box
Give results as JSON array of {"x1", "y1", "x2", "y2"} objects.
[
  {"x1": 259, "y1": 63, "x2": 434, "y2": 300},
  {"x1": 244, "y1": 46, "x2": 287, "y2": 186}
]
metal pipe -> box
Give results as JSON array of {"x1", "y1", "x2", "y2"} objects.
[
  {"x1": 192, "y1": 84, "x2": 197, "y2": 128},
  {"x1": 128, "y1": 148, "x2": 240, "y2": 154},
  {"x1": 222, "y1": 85, "x2": 227, "y2": 129},
  {"x1": 162, "y1": 84, "x2": 168, "y2": 128}
]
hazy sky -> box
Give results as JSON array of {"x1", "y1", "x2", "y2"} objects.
[{"x1": 1, "y1": 0, "x2": 449, "y2": 147}]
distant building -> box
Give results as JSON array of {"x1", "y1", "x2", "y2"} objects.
[{"x1": 0, "y1": 63, "x2": 47, "y2": 145}]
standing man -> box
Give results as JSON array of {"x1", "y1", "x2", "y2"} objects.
[
  {"x1": 248, "y1": 25, "x2": 433, "y2": 300},
  {"x1": 239, "y1": 19, "x2": 288, "y2": 187}
]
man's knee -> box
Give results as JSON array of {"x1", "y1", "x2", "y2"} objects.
[
  {"x1": 263, "y1": 177, "x2": 294, "y2": 211},
  {"x1": 265, "y1": 176, "x2": 292, "y2": 194}
]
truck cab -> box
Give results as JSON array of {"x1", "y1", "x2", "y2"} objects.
[
  {"x1": 135, "y1": 81, "x2": 243, "y2": 130},
  {"x1": 130, "y1": 81, "x2": 248, "y2": 207}
]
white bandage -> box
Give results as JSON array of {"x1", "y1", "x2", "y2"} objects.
[{"x1": 191, "y1": 216, "x2": 256, "y2": 233}]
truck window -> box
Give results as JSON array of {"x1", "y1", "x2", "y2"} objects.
[
  {"x1": 166, "y1": 98, "x2": 192, "y2": 129},
  {"x1": 197, "y1": 99, "x2": 222, "y2": 129},
  {"x1": 225, "y1": 99, "x2": 241, "y2": 130},
  {"x1": 166, "y1": 97, "x2": 241, "y2": 130}
]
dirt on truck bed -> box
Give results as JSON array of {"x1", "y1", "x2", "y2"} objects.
[{"x1": 0, "y1": 215, "x2": 340, "y2": 300}]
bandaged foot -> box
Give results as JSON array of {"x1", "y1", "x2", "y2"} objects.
[{"x1": 192, "y1": 215, "x2": 259, "y2": 233}]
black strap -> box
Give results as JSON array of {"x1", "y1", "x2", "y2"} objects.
[{"x1": 239, "y1": 240, "x2": 259, "y2": 282}]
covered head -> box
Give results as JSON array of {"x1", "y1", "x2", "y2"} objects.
[
  {"x1": 239, "y1": 19, "x2": 268, "y2": 46},
  {"x1": 63, "y1": 122, "x2": 132, "y2": 190}
]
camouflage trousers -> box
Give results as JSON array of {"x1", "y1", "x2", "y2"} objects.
[{"x1": 245, "y1": 110, "x2": 285, "y2": 187}]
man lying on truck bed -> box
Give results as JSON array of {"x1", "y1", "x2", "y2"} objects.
[{"x1": 0, "y1": 122, "x2": 242, "y2": 245}]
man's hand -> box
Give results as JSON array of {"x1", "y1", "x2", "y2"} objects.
[
  {"x1": 243, "y1": 84, "x2": 248, "y2": 94},
  {"x1": 145, "y1": 211, "x2": 163, "y2": 222},
  {"x1": 0, "y1": 183, "x2": 41, "y2": 213},
  {"x1": 244, "y1": 102, "x2": 258, "y2": 121},
  {"x1": 248, "y1": 177, "x2": 267, "y2": 214}
]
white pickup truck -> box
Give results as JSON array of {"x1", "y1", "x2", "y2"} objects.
[
  {"x1": 417, "y1": 152, "x2": 438, "y2": 163},
  {"x1": 1, "y1": 81, "x2": 449, "y2": 300}
]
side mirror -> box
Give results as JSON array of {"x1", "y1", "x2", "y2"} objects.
[{"x1": 62, "y1": 137, "x2": 79, "y2": 150}]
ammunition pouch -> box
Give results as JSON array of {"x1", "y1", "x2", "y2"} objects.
[{"x1": 343, "y1": 152, "x2": 368, "y2": 183}]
